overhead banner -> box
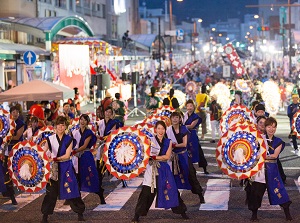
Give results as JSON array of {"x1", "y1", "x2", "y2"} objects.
[{"x1": 223, "y1": 43, "x2": 245, "y2": 77}]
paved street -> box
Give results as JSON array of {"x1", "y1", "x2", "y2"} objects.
[{"x1": 1, "y1": 104, "x2": 300, "y2": 223}]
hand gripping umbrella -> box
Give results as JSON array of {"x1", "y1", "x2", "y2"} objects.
[
  {"x1": 216, "y1": 124, "x2": 266, "y2": 180},
  {"x1": 8, "y1": 140, "x2": 50, "y2": 192},
  {"x1": 103, "y1": 126, "x2": 150, "y2": 180}
]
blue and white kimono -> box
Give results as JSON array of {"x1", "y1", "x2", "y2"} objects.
[
  {"x1": 265, "y1": 136, "x2": 290, "y2": 205},
  {"x1": 183, "y1": 112, "x2": 202, "y2": 163},
  {"x1": 72, "y1": 128, "x2": 98, "y2": 193},
  {"x1": 46, "y1": 134, "x2": 80, "y2": 200},
  {"x1": 143, "y1": 136, "x2": 179, "y2": 209},
  {"x1": 166, "y1": 125, "x2": 192, "y2": 190}
]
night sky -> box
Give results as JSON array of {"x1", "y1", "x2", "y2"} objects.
[{"x1": 140, "y1": 0, "x2": 259, "y2": 27}]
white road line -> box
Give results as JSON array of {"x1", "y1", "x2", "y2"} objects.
[
  {"x1": 54, "y1": 192, "x2": 89, "y2": 212},
  {"x1": 196, "y1": 171, "x2": 230, "y2": 178},
  {"x1": 199, "y1": 179, "x2": 230, "y2": 211},
  {"x1": 93, "y1": 177, "x2": 143, "y2": 211},
  {"x1": 290, "y1": 150, "x2": 300, "y2": 157},
  {"x1": 0, "y1": 190, "x2": 45, "y2": 212},
  {"x1": 204, "y1": 154, "x2": 216, "y2": 158},
  {"x1": 150, "y1": 189, "x2": 183, "y2": 210},
  {"x1": 259, "y1": 192, "x2": 281, "y2": 210},
  {"x1": 201, "y1": 146, "x2": 216, "y2": 151},
  {"x1": 294, "y1": 179, "x2": 300, "y2": 192}
]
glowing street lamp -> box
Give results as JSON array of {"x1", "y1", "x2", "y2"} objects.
[{"x1": 254, "y1": 15, "x2": 259, "y2": 19}]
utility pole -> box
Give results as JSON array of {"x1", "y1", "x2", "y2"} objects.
[
  {"x1": 158, "y1": 16, "x2": 161, "y2": 70},
  {"x1": 246, "y1": 1, "x2": 300, "y2": 75},
  {"x1": 169, "y1": 0, "x2": 173, "y2": 71}
]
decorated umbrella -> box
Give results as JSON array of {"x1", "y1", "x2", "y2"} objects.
[
  {"x1": 103, "y1": 126, "x2": 150, "y2": 180},
  {"x1": 216, "y1": 125, "x2": 267, "y2": 180},
  {"x1": 261, "y1": 80, "x2": 281, "y2": 116},
  {"x1": 292, "y1": 111, "x2": 300, "y2": 138},
  {"x1": 209, "y1": 82, "x2": 231, "y2": 111},
  {"x1": 153, "y1": 105, "x2": 175, "y2": 118},
  {"x1": 0, "y1": 108, "x2": 15, "y2": 146},
  {"x1": 132, "y1": 123, "x2": 155, "y2": 139},
  {"x1": 8, "y1": 140, "x2": 51, "y2": 192},
  {"x1": 143, "y1": 114, "x2": 171, "y2": 127},
  {"x1": 220, "y1": 104, "x2": 254, "y2": 133},
  {"x1": 185, "y1": 81, "x2": 198, "y2": 98},
  {"x1": 235, "y1": 79, "x2": 251, "y2": 92},
  {"x1": 32, "y1": 126, "x2": 55, "y2": 146}
]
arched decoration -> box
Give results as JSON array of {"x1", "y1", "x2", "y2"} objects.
[{"x1": 45, "y1": 16, "x2": 94, "y2": 41}]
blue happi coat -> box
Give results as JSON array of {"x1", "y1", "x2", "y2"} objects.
[
  {"x1": 75, "y1": 128, "x2": 99, "y2": 193},
  {"x1": 166, "y1": 125, "x2": 191, "y2": 190},
  {"x1": 265, "y1": 136, "x2": 290, "y2": 205},
  {"x1": 184, "y1": 112, "x2": 202, "y2": 163},
  {"x1": 47, "y1": 134, "x2": 80, "y2": 200},
  {"x1": 155, "y1": 136, "x2": 179, "y2": 209}
]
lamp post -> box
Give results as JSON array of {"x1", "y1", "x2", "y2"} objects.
[{"x1": 168, "y1": 0, "x2": 183, "y2": 71}]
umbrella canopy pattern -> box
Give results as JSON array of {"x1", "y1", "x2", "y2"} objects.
[
  {"x1": 0, "y1": 108, "x2": 15, "y2": 145},
  {"x1": 292, "y1": 111, "x2": 300, "y2": 138},
  {"x1": 220, "y1": 105, "x2": 254, "y2": 133},
  {"x1": 153, "y1": 105, "x2": 176, "y2": 118},
  {"x1": 0, "y1": 80, "x2": 74, "y2": 102},
  {"x1": 32, "y1": 126, "x2": 55, "y2": 147},
  {"x1": 103, "y1": 127, "x2": 150, "y2": 180},
  {"x1": 216, "y1": 124, "x2": 266, "y2": 180},
  {"x1": 8, "y1": 141, "x2": 50, "y2": 192}
]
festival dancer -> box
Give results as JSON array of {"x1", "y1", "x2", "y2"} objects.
[
  {"x1": 41, "y1": 116, "x2": 85, "y2": 223},
  {"x1": 2, "y1": 106, "x2": 26, "y2": 205},
  {"x1": 166, "y1": 112, "x2": 205, "y2": 203},
  {"x1": 71, "y1": 114, "x2": 102, "y2": 203},
  {"x1": 245, "y1": 117, "x2": 292, "y2": 221},
  {"x1": 131, "y1": 121, "x2": 189, "y2": 223},
  {"x1": 96, "y1": 106, "x2": 122, "y2": 204},
  {"x1": 0, "y1": 137, "x2": 17, "y2": 205},
  {"x1": 23, "y1": 116, "x2": 40, "y2": 141},
  {"x1": 183, "y1": 99, "x2": 208, "y2": 174},
  {"x1": 287, "y1": 94, "x2": 300, "y2": 153},
  {"x1": 162, "y1": 88, "x2": 180, "y2": 110}
]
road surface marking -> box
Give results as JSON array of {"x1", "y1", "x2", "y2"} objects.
[
  {"x1": 0, "y1": 190, "x2": 45, "y2": 212},
  {"x1": 54, "y1": 192, "x2": 89, "y2": 212},
  {"x1": 93, "y1": 177, "x2": 143, "y2": 211},
  {"x1": 199, "y1": 179, "x2": 230, "y2": 210}
]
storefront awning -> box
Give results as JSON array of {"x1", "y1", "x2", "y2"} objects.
[
  {"x1": 129, "y1": 34, "x2": 165, "y2": 52},
  {"x1": 0, "y1": 16, "x2": 94, "y2": 41},
  {"x1": 0, "y1": 40, "x2": 48, "y2": 55}
]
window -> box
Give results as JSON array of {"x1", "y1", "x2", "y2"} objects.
[
  {"x1": 55, "y1": 0, "x2": 66, "y2": 8},
  {"x1": 102, "y1": 4, "x2": 106, "y2": 18}
]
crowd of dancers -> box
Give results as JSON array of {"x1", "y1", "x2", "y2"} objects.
[{"x1": 0, "y1": 82, "x2": 297, "y2": 222}]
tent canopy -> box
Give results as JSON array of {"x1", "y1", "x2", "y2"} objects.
[{"x1": 0, "y1": 80, "x2": 74, "y2": 102}]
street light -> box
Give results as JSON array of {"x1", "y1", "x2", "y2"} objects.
[{"x1": 168, "y1": 0, "x2": 183, "y2": 71}]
